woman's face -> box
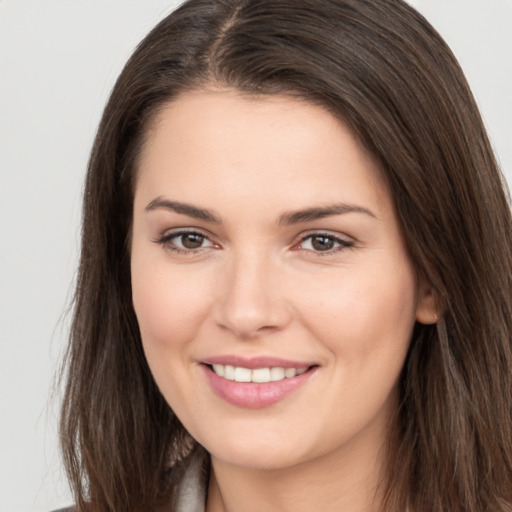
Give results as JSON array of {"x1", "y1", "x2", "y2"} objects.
[{"x1": 131, "y1": 90, "x2": 434, "y2": 471}]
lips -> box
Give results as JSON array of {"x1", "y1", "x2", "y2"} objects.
[
  {"x1": 201, "y1": 356, "x2": 317, "y2": 408},
  {"x1": 211, "y1": 364, "x2": 309, "y2": 383}
]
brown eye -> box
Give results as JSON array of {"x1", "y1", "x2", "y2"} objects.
[
  {"x1": 297, "y1": 233, "x2": 353, "y2": 254},
  {"x1": 311, "y1": 235, "x2": 335, "y2": 251},
  {"x1": 156, "y1": 230, "x2": 216, "y2": 253},
  {"x1": 180, "y1": 233, "x2": 205, "y2": 249}
]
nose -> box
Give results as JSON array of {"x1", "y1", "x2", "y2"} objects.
[{"x1": 213, "y1": 252, "x2": 291, "y2": 339}]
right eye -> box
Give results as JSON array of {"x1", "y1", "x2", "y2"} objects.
[{"x1": 155, "y1": 230, "x2": 217, "y2": 253}]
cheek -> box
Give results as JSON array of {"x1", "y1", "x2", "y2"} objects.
[
  {"x1": 130, "y1": 256, "x2": 216, "y2": 414},
  {"x1": 295, "y1": 257, "x2": 418, "y2": 365},
  {"x1": 131, "y1": 254, "x2": 212, "y2": 357}
]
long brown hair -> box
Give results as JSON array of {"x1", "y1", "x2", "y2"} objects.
[{"x1": 60, "y1": 1, "x2": 512, "y2": 510}]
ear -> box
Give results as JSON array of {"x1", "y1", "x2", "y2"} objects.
[{"x1": 415, "y1": 278, "x2": 441, "y2": 324}]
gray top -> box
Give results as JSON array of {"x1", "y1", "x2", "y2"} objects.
[
  {"x1": 51, "y1": 448, "x2": 209, "y2": 512},
  {"x1": 174, "y1": 447, "x2": 209, "y2": 512}
]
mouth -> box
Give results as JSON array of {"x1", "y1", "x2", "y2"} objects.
[
  {"x1": 208, "y1": 363, "x2": 309, "y2": 383},
  {"x1": 200, "y1": 358, "x2": 318, "y2": 409}
]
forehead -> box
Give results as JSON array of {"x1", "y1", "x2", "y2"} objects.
[
  {"x1": 135, "y1": 89, "x2": 390, "y2": 217},
  {"x1": 141, "y1": 89, "x2": 350, "y2": 160}
]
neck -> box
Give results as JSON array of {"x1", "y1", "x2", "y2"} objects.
[{"x1": 205, "y1": 423, "x2": 390, "y2": 512}]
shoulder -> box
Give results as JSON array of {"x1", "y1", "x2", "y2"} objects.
[{"x1": 47, "y1": 449, "x2": 209, "y2": 512}]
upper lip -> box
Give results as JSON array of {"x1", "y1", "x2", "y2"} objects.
[{"x1": 201, "y1": 355, "x2": 315, "y2": 369}]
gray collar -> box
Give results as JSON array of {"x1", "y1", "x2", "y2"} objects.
[{"x1": 175, "y1": 448, "x2": 209, "y2": 512}]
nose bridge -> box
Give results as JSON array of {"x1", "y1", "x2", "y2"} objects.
[{"x1": 215, "y1": 247, "x2": 289, "y2": 338}]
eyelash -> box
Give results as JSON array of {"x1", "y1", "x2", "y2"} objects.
[
  {"x1": 154, "y1": 230, "x2": 354, "y2": 255},
  {"x1": 154, "y1": 229, "x2": 215, "y2": 255},
  {"x1": 295, "y1": 232, "x2": 354, "y2": 255}
]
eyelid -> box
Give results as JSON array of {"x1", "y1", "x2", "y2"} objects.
[
  {"x1": 293, "y1": 231, "x2": 355, "y2": 254},
  {"x1": 154, "y1": 227, "x2": 220, "y2": 253},
  {"x1": 153, "y1": 227, "x2": 354, "y2": 255}
]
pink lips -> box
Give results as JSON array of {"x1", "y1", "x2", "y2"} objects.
[{"x1": 200, "y1": 356, "x2": 316, "y2": 409}]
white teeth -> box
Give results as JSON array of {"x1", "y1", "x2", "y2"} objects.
[
  {"x1": 211, "y1": 364, "x2": 309, "y2": 383},
  {"x1": 252, "y1": 368, "x2": 271, "y2": 383},
  {"x1": 270, "y1": 367, "x2": 285, "y2": 381},
  {"x1": 234, "y1": 367, "x2": 252, "y2": 382},
  {"x1": 224, "y1": 365, "x2": 235, "y2": 380},
  {"x1": 284, "y1": 368, "x2": 297, "y2": 378},
  {"x1": 212, "y1": 364, "x2": 224, "y2": 377}
]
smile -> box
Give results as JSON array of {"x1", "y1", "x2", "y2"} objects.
[
  {"x1": 201, "y1": 358, "x2": 317, "y2": 409},
  {"x1": 211, "y1": 364, "x2": 309, "y2": 383}
]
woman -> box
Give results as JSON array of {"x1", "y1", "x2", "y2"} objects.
[{"x1": 60, "y1": 0, "x2": 512, "y2": 511}]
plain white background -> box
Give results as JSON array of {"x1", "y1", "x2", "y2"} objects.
[{"x1": 0, "y1": 1, "x2": 511, "y2": 511}]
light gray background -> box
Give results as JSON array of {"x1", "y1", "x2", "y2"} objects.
[{"x1": 0, "y1": 1, "x2": 511, "y2": 511}]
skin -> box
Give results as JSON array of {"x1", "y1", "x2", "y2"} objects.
[{"x1": 131, "y1": 89, "x2": 437, "y2": 512}]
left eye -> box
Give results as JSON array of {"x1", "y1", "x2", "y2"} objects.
[
  {"x1": 299, "y1": 234, "x2": 351, "y2": 252},
  {"x1": 175, "y1": 232, "x2": 209, "y2": 249}
]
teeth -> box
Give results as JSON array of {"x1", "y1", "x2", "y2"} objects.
[
  {"x1": 212, "y1": 364, "x2": 224, "y2": 377},
  {"x1": 252, "y1": 368, "x2": 271, "y2": 383},
  {"x1": 211, "y1": 364, "x2": 308, "y2": 383},
  {"x1": 234, "y1": 367, "x2": 252, "y2": 382},
  {"x1": 224, "y1": 365, "x2": 235, "y2": 380},
  {"x1": 284, "y1": 368, "x2": 297, "y2": 378},
  {"x1": 270, "y1": 367, "x2": 285, "y2": 381}
]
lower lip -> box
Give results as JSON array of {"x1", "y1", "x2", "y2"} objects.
[{"x1": 201, "y1": 365, "x2": 315, "y2": 409}]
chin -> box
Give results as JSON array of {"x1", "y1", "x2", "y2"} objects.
[
  {"x1": 208, "y1": 443, "x2": 305, "y2": 471},
  {"x1": 194, "y1": 422, "x2": 333, "y2": 472}
]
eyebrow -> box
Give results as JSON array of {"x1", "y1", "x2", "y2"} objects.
[
  {"x1": 278, "y1": 203, "x2": 376, "y2": 225},
  {"x1": 145, "y1": 197, "x2": 376, "y2": 225},
  {"x1": 145, "y1": 197, "x2": 222, "y2": 224}
]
